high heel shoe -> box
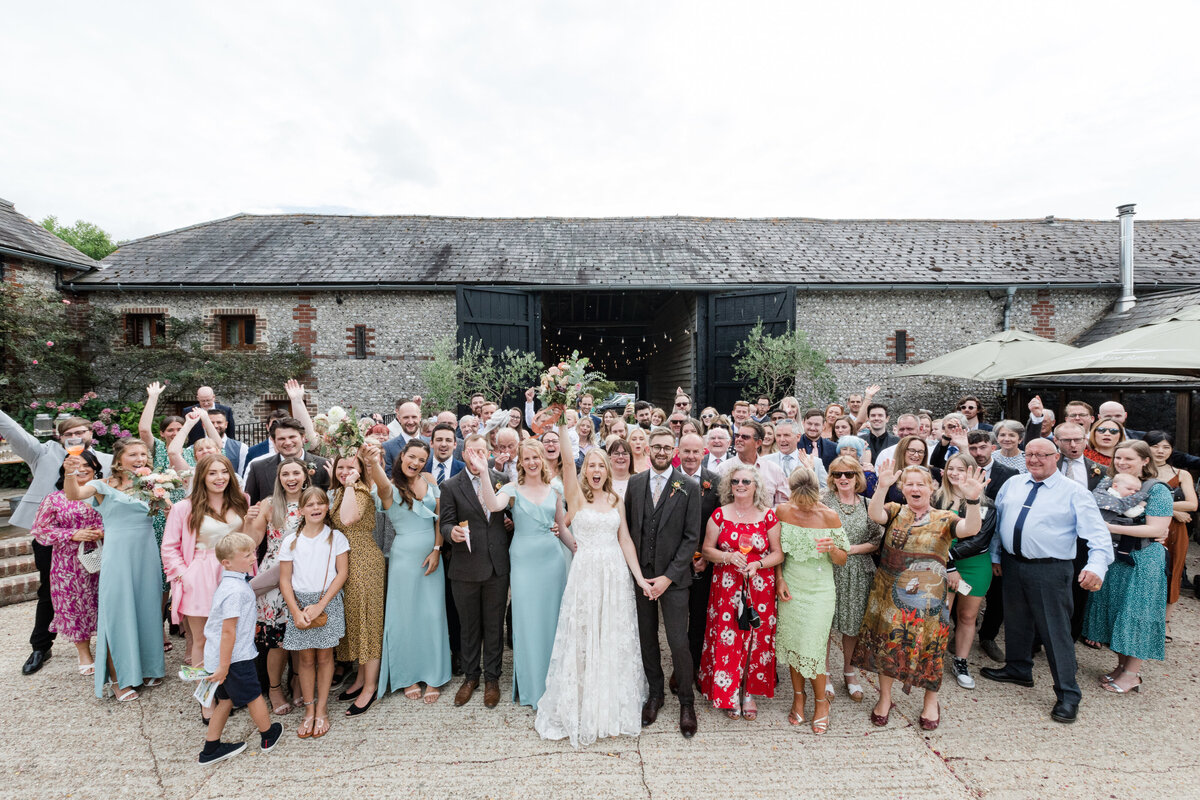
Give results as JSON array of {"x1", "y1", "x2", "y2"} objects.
[
  {"x1": 811, "y1": 698, "x2": 830, "y2": 735},
  {"x1": 844, "y1": 671, "x2": 864, "y2": 703},
  {"x1": 337, "y1": 685, "x2": 363, "y2": 702},
  {"x1": 787, "y1": 691, "x2": 806, "y2": 726},
  {"x1": 870, "y1": 701, "x2": 896, "y2": 727},
  {"x1": 1102, "y1": 674, "x2": 1144, "y2": 694},
  {"x1": 346, "y1": 694, "x2": 376, "y2": 716}
]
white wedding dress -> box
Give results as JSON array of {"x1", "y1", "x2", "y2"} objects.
[{"x1": 534, "y1": 506, "x2": 648, "y2": 748}]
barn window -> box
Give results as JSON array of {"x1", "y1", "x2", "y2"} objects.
[
  {"x1": 125, "y1": 314, "x2": 165, "y2": 347},
  {"x1": 220, "y1": 315, "x2": 257, "y2": 349}
]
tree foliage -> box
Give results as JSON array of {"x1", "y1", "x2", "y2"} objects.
[
  {"x1": 40, "y1": 215, "x2": 119, "y2": 261},
  {"x1": 419, "y1": 336, "x2": 543, "y2": 411},
  {"x1": 732, "y1": 321, "x2": 838, "y2": 408}
]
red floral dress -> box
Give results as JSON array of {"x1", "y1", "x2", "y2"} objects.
[{"x1": 698, "y1": 508, "x2": 778, "y2": 708}]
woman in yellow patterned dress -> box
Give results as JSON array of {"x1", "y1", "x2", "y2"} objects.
[{"x1": 851, "y1": 460, "x2": 984, "y2": 731}]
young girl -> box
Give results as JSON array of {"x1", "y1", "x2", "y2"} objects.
[
  {"x1": 63, "y1": 439, "x2": 166, "y2": 702},
  {"x1": 162, "y1": 454, "x2": 249, "y2": 716},
  {"x1": 244, "y1": 457, "x2": 311, "y2": 715},
  {"x1": 279, "y1": 488, "x2": 350, "y2": 740}
]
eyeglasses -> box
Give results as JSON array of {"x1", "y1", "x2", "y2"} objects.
[
  {"x1": 906, "y1": 447, "x2": 926, "y2": 454},
  {"x1": 831, "y1": 471, "x2": 857, "y2": 479},
  {"x1": 701, "y1": 414, "x2": 715, "y2": 420},
  {"x1": 1056, "y1": 437, "x2": 1084, "y2": 444},
  {"x1": 648, "y1": 444, "x2": 673, "y2": 453},
  {"x1": 729, "y1": 478, "x2": 754, "y2": 486},
  {"x1": 735, "y1": 433, "x2": 756, "y2": 441},
  {"x1": 1025, "y1": 452, "x2": 1058, "y2": 460},
  {"x1": 674, "y1": 401, "x2": 688, "y2": 408},
  {"x1": 609, "y1": 452, "x2": 629, "y2": 458},
  {"x1": 1095, "y1": 427, "x2": 1121, "y2": 435}
]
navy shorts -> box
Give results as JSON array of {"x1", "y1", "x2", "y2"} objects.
[{"x1": 215, "y1": 659, "x2": 262, "y2": 707}]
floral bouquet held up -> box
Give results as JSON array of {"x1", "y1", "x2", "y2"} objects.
[
  {"x1": 129, "y1": 467, "x2": 185, "y2": 516},
  {"x1": 533, "y1": 352, "x2": 605, "y2": 434},
  {"x1": 312, "y1": 406, "x2": 369, "y2": 459}
]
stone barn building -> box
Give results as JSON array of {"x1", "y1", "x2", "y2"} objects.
[{"x1": 5, "y1": 199, "x2": 1197, "y2": 432}]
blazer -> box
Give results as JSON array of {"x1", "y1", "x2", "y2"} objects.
[
  {"x1": 243, "y1": 451, "x2": 329, "y2": 504},
  {"x1": 182, "y1": 403, "x2": 236, "y2": 445},
  {"x1": 681, "y1": 467, "x2": 721, "y2": 529},
  {"x1": 160, "y1": 496, "x2": 252, "y2": 623},
  {"x1": 985, "y1": 461, "x2": 1020, "y2": 501},
  {"x1": 624, "y1": 468, "x2": 702, "y2": 588},
  {"x1": 439, "y1": 467, "x2": 511, "y2": 582},
  {"x1": 424, "y1": 457, "x2": 466, "y2": 484},
  {"x1": 0, "y1": 411, "x2": 113, "y2": 530},
  {"x1": 799, "y1": 435, "x2": 839, "y2": 469}
]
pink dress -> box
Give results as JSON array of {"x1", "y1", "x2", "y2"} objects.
[
  {"x1": 30, "y1": 491, "x2": 102, "y2": 642},
  {"x1": 161, "y1": 499, "x2": 244, "y2": 621}
]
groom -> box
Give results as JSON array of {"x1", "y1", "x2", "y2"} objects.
[{"x1": 625, "y1": 426, "x2": 703, "y2": 738}]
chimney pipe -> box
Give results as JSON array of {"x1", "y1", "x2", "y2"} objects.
[{"x1": 1116, "y1": 203, "x2": 1136, "y2": 313}]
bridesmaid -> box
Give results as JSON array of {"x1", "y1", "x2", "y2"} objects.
[
  {"x1": 244, "y1": 457, "x2": 311, "y2": 714},
  {"x1": 327, "y1": 448, "x2": 383, "y2": 715},
  {"x1": 472, "y1": 439, "x2": 574, "y2": 709},
  {"x1": 30, "y1": 452, "x2": 105, "y2": 675},
  {"x1": 376, "y1": 439, "x2": 452, "y2": 703},
  {"x1": 64, "y1": 439, "x2": 166, "y2": 702}
]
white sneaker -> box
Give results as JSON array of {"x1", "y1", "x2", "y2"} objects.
[{"x1": 953, "y1": 657, "x2": 976, "y2": 689}]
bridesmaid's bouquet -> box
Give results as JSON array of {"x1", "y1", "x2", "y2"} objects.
[
  {"x1": 312, "y1": 406, "x2": 369, "y2": 458},
  {"x1": 535, "y1": 352, "x2": 605, "y2": 432},
  {"x1": 129, "y1": 467, "x2": 184, "y2": 516}
]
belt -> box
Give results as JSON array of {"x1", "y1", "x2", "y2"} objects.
[{"x1": 1005, "y1": 551, "x2": 1067, "y2": 565}]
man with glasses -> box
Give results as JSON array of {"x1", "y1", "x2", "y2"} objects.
[
  {"x1": 673, "y1": 392, "x2": 692, "y2": 416},
  {"x1": 1049, "y1": 422, "x2": 1105, "y2": 641},
  {"x1": 751, "y1": 396, "x2": 771, "y2": 424},
  {"x1": 717, "y1": 420, "x2": 787, "y2": 505},
  {"x1": 956, "y1": 395, "x2": 993, "y2": 432},
  {"x1": 968, "y1": 429, "x2": 1020, "y2": 664},
  {"x1": 667, "y1": 412, "x2": 687, "y2": 445},
  {"x1": 981, "y1": 438, "x2": 1112, "y2": 724},
  {"x1": 676, "y1": 432, "x2": 720, "y2": 687},
  {"x1": 930, "y1": 412, "x2": 970, "y2": 471}
]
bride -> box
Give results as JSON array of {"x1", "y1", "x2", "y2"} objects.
[{"x1": 534, "y1": 423, "x2": 651, "y2": 747}]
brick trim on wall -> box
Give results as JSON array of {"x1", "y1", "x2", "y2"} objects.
[
  {"x1": 1031, "y1": 289, "x2": 1056, "y2": 339},
  {"x1": 885, "y1": 330, "x2": 916, "y2": 361},
  {"x1": 346, "y1": 325, "x2": 376, "y2": 358}
]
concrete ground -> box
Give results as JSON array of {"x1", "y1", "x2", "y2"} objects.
[{"x1": 1, "y1": 545, "x2": 1198, "y2": 800}]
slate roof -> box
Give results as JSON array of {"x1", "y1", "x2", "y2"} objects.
[
  {"x1": 70, "y1": 213, "x2": 1200, "y2": 289},
  {"x1": 1073, "y1": 287, "x2": 1200, "y2": 346},
  {"x1": 0, "y1": 197, "x2": 99, "y2": 271}
]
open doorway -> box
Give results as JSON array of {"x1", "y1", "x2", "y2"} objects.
[{"x1": 541, "y1": 291, "x2": 698, "y2": 408}]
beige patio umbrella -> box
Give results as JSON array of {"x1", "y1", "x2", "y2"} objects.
[
  {"x1": 1008, "y1": 305, "x2": 1200, "y2": 379},
  {"x1": 893, "y1": 329, "x2": 1076, "y2": 382}
]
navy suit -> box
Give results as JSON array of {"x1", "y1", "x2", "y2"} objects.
[
  {"x1": 424, "y1": 458, "x2": 466, "y2": 484},
  {"x1": 183, "y1": 402, "x2": 236, "y2": 445},
  {"x1": 799, "y1": 435, "x2": 839, "y2": 469}
]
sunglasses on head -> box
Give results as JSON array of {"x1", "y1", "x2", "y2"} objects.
[
  {"x1": 729, "y1": 478, "x2": 754, "y2": 486},
  {"x1": 831, "y1": 471, "x2": 857, "y2": 479}
]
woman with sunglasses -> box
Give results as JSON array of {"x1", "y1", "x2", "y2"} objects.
[
  {"x1": 820, "y1": 456, "x2": 881, "y2": 705},
  {"x1": 934, "y1": 454, "x2": 997, "y2": 691},
  {"x1": 1143, "y1": 431, "x2": 1197, "y2": 639},
  {"x1": 1085, "y1": 419, "x2": 1126, "y2": 467},
  {"x1": 697, "y1": 407, "x2": 719, "y2": 433},
  {"x1": 698, "y1": 466, "x2": 782, "y2": 722},
  {"x1": 834, "y1": 436, "x2": 877, "y2": 497},
  {"x1": 853, "y1": 458, "x2": 984, "y2": 731}
]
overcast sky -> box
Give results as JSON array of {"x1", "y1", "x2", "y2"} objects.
[{"x1": 2, "y1": 2, "x2": 1197, "y2": 241}]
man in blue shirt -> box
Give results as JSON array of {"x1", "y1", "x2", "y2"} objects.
[{"x1": 980, "y1": 438, "x2": 1113, "y2": 724}]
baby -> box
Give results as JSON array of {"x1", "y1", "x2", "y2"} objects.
[{"x1": 1093, "y1": 474, "x2": 1148, "y2": 566}]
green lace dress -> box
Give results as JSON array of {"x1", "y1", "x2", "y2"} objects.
[{"x1": 776, "y1": 521, "x2": 850, "y2": 679}]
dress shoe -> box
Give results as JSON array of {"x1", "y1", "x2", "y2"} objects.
[
  {"x1": 669, "y1": 673, "x2": 678, "y2": 695},
  {"x1": 679, "y1": 704, "x2": 697, "y2": 738},
  {"x1": 451, "y1": 653, "x2": 464, "y2": 677},
  {"x1": 21, "y1": 649, "x2": 50, "y2": 676},
  {"x1": 980, "y1": 667, "x2": 1034, "y2": 688},
  {"x1": 979, "y1": 639, "x2": 1004, "y2": 663},
  {"x1": 1050, "y1": 700, "x2": 1078, "y2": 723},
  {"x1": 454, "y1": 679, "x2": 479, "y2": 707},
  {"x1": 642, "y1": 696, "x2": 664, "y2": 727},
  {"x1": 483, "y1": 680, "x2": 500, "y2": 708}
]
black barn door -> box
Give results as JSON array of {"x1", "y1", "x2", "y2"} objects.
[
  {"x1": 705, "y1": 287, "x2": 795, "y2": 411},
  {"x1": 456, "y1": 287, "x2": 542, "y2": 406}
]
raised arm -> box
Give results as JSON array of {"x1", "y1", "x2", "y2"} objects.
[
  {"x1": 60, "y1": 455, "x2": 100, "y2": 502},
  {"x1": 852, "y1": 385, "x2": 880, "y2": 430},
  {"x1": 463, "y1": 450, "x2": 510, "y2": 512},
  {"x1": 556, "y1": 422, "x2": 584, "y2": 508},
  {"x1": 138, "y1": 381, "x2": 166, "y2": 450},
  {"x1": 868, "y1": 459, "x2": 897, "y2": 525},
  {"x1": 0, "y1": 408, "x2": 48, "y2": 466},
  {"x1": 168, "y1": 413, "x2": 200, "y2": 472},
  {"x1": 196, "y1": 407, "x2": 221, "y2": 444},
  {"x1": 363, "y1": 443, "x2": 393, "y2": 511},
  {"x1": 285, "y1": 379, "x2": 319, "y2": 449},
  {"x1": 552, "y1": 492, "x2": 576, "y2": 553},
  {"x1": 951, "y1": 466, "x2": 986, "y2": 538}
]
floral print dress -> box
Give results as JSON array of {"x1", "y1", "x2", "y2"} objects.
[
  {"x1": 30, "y1": 491, "x2": 102, "y2": 643},
  {"x1": 256, "y1": 500, "x2": 299, "y2": 648},
  {"x1": 698, "y1": 508, "x2": 778, "y2": 708}
]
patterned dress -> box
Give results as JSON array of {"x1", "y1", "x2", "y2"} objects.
[
  {"x1": 332, "y1": 483, "x2": 383, "y2": 664},
  {"x1": 852, "y1": 503, "x2": 958, "y2": 692},
  {"x1": 823, "y1": 491, "x2": 883, "y2": 638},
  {"x1": 776, "y1": 521, "x2": 850, "y2": 679},
  {"x1": 152, "y1": 438, "x2": 194, "y2": 592},
  {"x1": 698, "y1": 508, "x2": 778, "y2": 707},
  {"x1": 1082, "y1": 482, "x2": 1172, "y2": 661},
  {"x1": 30, "y1": 491, "x2": 102, "y2": 643},
  {"x1": 256, "y1": 500, "x2": 299, "y2": 648}
]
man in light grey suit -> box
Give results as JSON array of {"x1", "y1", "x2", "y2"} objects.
[{"x1": 0, "y1": 411, "x2": 113, "y2": 675}]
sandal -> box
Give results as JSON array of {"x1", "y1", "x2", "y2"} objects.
[
  {"x1": 269, "y1": 683, "x2": 292, "y2": 715},
  {"x1": 741, "y1": 695, "x2": 757, "y2": 721},
  {"x1": 404, "y1": 684, "x2": 422, "y2": 700},
  {"x1": 811, "y1": 698, "x2": 830, "y2": 735},
  {"x1": 297, "y1": 716, "x2": 315, "y2": 739},
  {"x1": 312, "y1": 716, "x2": 330, "y2": 738},
  {"x1": 787, "y1": 691, "x2": 806, "y2": 726},
  {"x1": 824, "y1": 679, "x2": 835, "y2": 702},
  {"x1": 844, "y1": 671, "x2": 863, "y2": 703},
  {"x1": 1102, "y1": 673, "x2": 1144, "y2": 694},
  {"x1": 117, "y1": 688, "x2": 139, "y2": 703},
  {"x1": 1165, "y1": 623, "x2": 1173, "y2": 644},
  {"x1": 724, "y1": 707, "x2": 741, "y2": 720},
  {"x1": 1081, "y1": 638, "x2": 1103, "y2": 649},
  {"x1": 163, "y1": 640, "x2": 173, "y2": 653},
  {"x1": 423, "y1": 686, "x2": 441, "y2": 704},
  {"x1": 78, "y1": 662, "x2": 95, "y2": 676},
  {"x1": 141, "y1": 677, "x2": 163, "y2": 688}
]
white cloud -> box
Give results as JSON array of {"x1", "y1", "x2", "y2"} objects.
[{"x1": 1, "y1": 1, "x2": 1197, "y2": 241}]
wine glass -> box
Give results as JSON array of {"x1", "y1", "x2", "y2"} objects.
[{"x1": 64, "y1": 436, "x2": 85, "y2": 458}]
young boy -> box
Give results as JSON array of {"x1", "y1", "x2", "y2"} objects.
[{"x1": 199, "y1": 532, "x2": 283, "y2": 764}]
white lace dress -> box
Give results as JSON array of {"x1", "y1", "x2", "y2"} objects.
[{"x1": 534, "y1": 506, "x2": 648, "y2": 748}]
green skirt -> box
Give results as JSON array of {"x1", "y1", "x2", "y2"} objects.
[{"x1": 954, "y1": 552, "x2": 992, "y2": 597}]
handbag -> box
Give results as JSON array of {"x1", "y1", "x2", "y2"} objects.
[
  {"x1": 736, "y1": 573, "x2": 762, "y2": 631},
  {"x1": 294, "y1": 535, "x2": 333, "y2": 630},
  {"x1": 77, "y1": 539, "x2": 103, "y2": 574}
]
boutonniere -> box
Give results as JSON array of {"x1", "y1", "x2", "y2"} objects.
[
  {"x1": 701, "y1": 480, "x2": 712, "y2": 494},
  {"x1": 669, "y1": 480, "x2": 686, "y2": 498},
  {"x1": 495, "y1": 482, "x2": 503, "y2": 492},
  {"x1": 1091, "y1": 467, "x2": 1102, "y2": 476}
]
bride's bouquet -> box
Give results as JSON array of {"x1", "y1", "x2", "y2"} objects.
[
  {"x1": 534, "y1": 352, "x2": 604, "y2": 433},
  {"x1": 312, "y1": 406, "x2": 369, "y2": 458},
  {"x1": 129, "y1": 467, "x2": 184, "y2": 516}
]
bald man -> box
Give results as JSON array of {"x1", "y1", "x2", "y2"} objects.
[
  {"x1": 383, "y1": 401, "x2": 424, "y2": 477},
  {"x1": 184, "y1": 386, "x2": 235, "y2": 445}
]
